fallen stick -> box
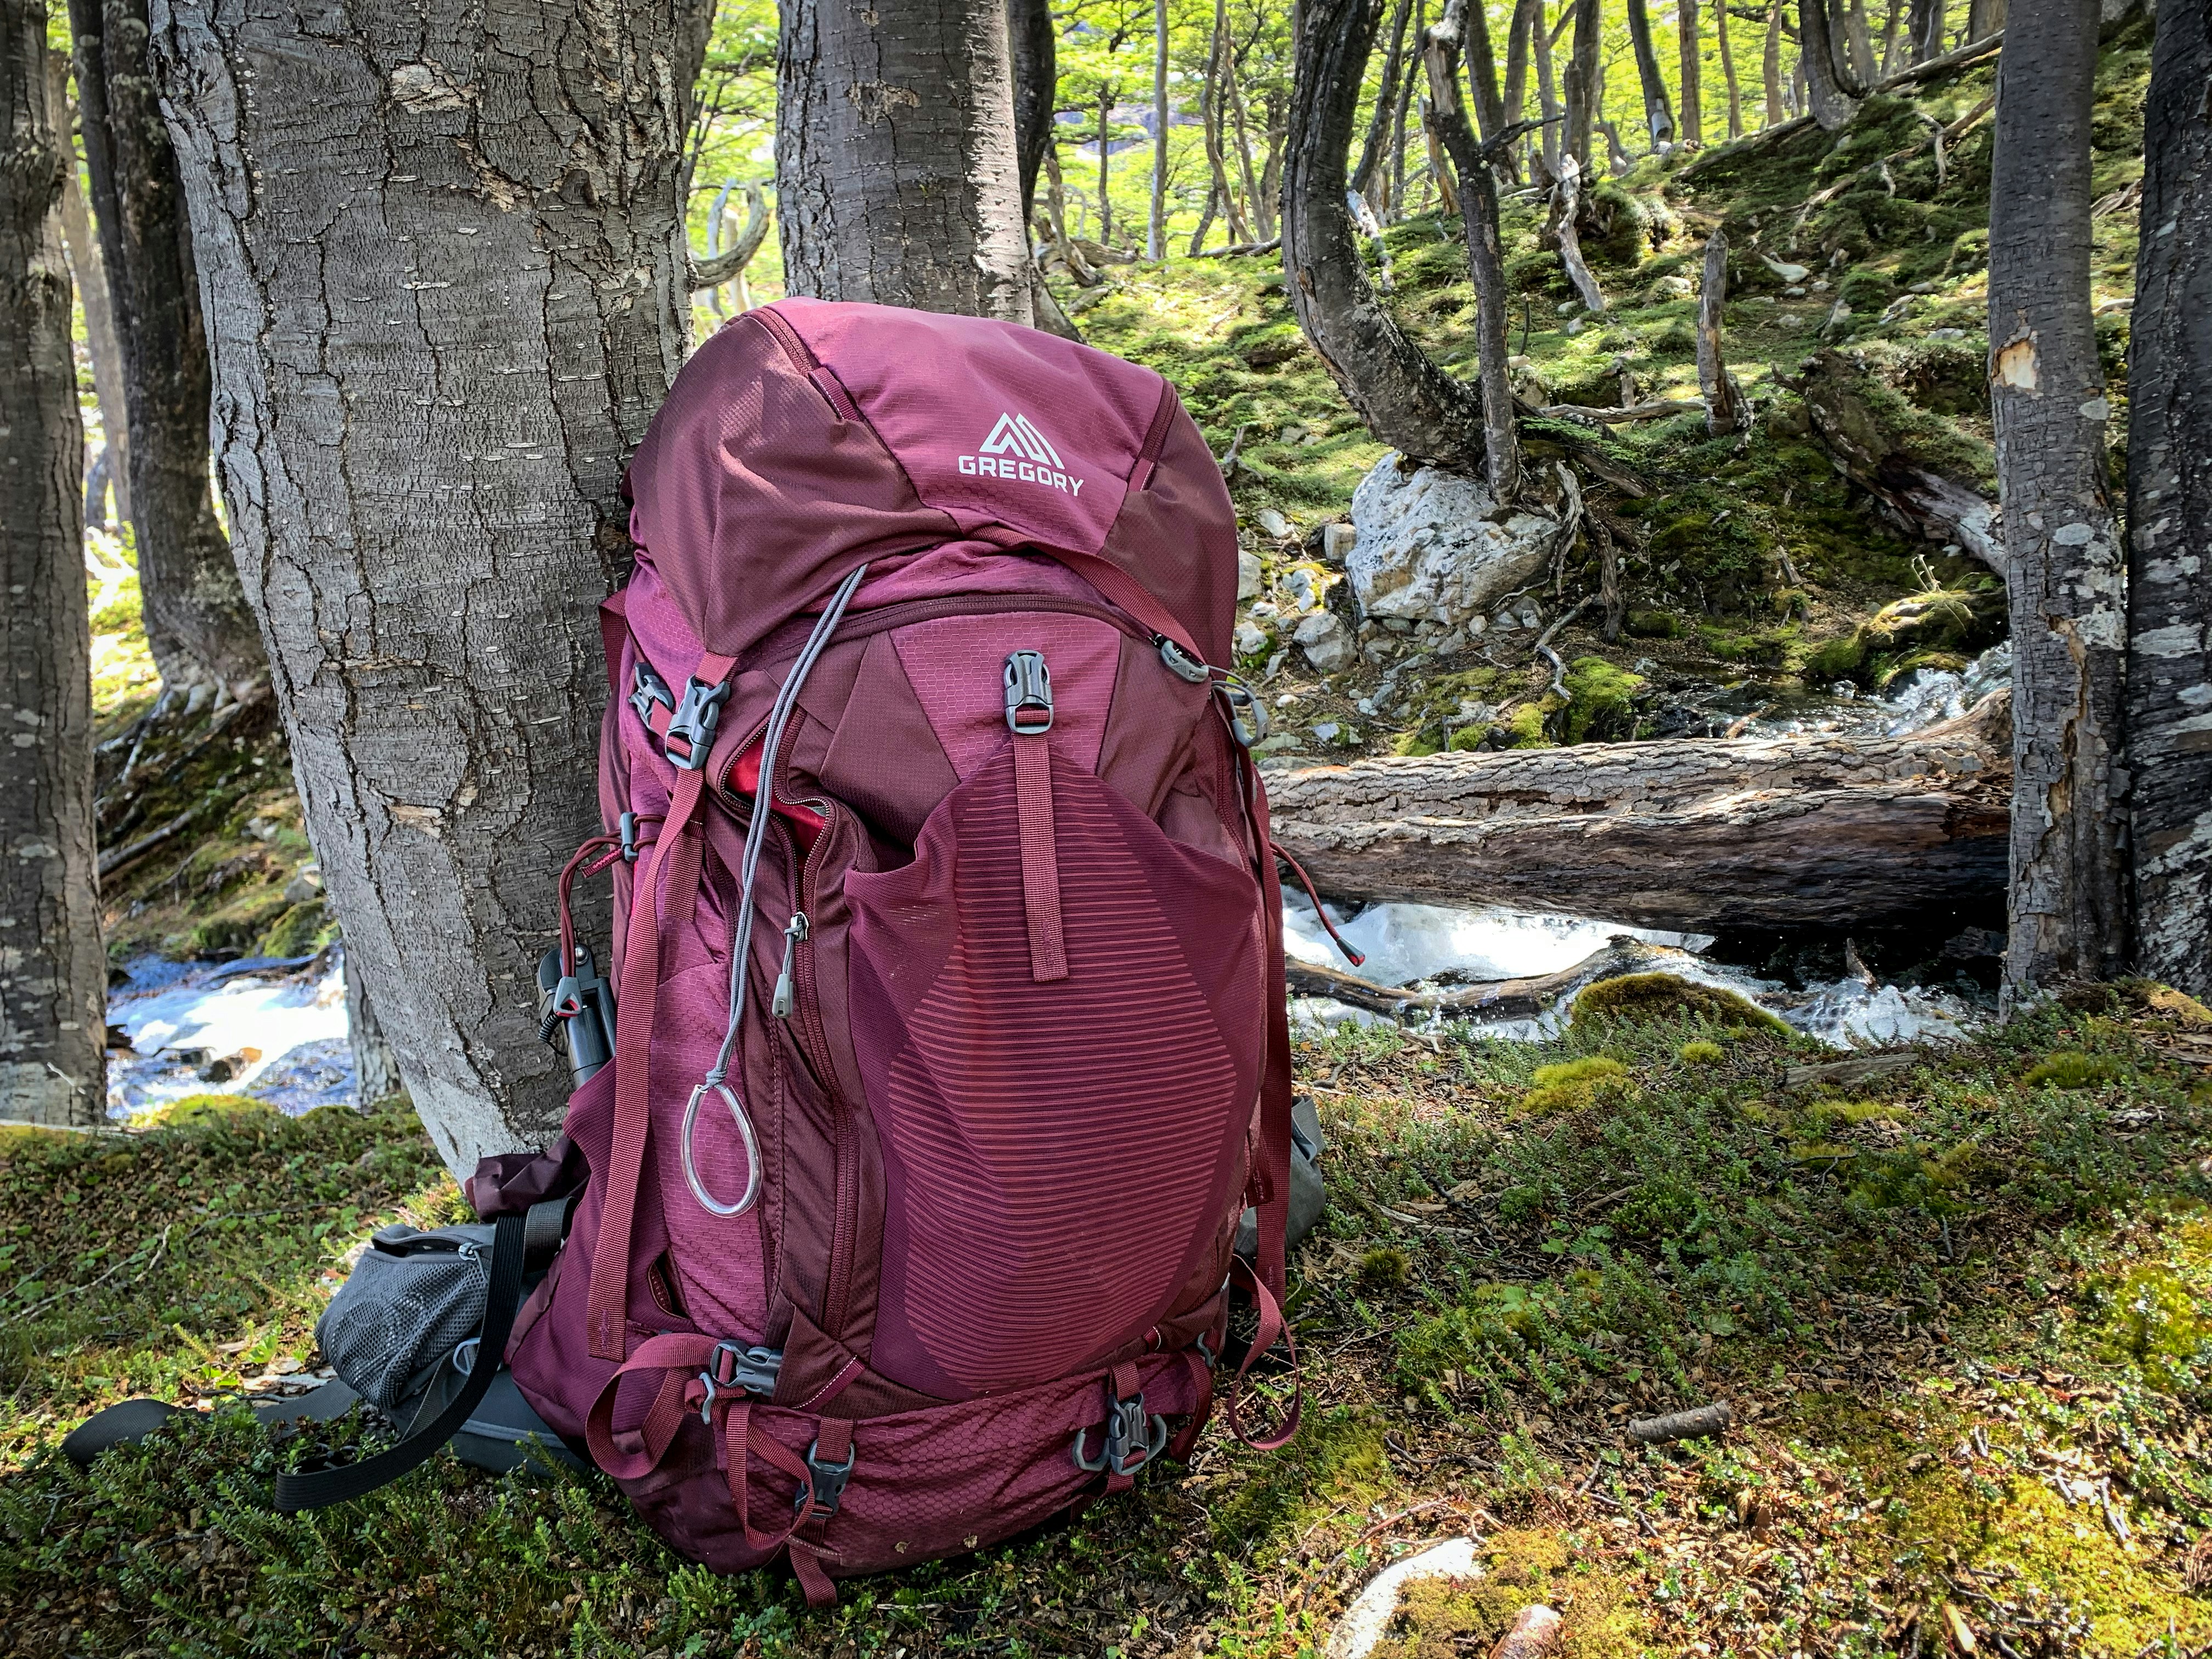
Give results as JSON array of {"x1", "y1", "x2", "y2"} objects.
[
  {"x1": 1537, "y1": 398, "x2": 1702, "y2": 425},
  {"x1": 1285, "y1": 937, "x2": 1690, "y2": 1020},
  {"x1": 1627, "y1": 1401, "x2": 1733, "y2": 1444},
  {"x1": 97, "y1": 809, "x2": 196, "y2": 883}
]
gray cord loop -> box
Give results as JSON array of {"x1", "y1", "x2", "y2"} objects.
[{"x1": 680, "y1": 563, "x2": 868, "y2": 1220}]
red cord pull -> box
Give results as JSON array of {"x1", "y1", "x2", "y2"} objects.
[{"x1": 1269, "y1": 839, "x2": 1364, "y2": 968}]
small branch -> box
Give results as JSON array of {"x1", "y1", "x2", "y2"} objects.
[
  {"x1": 687, "y1": 184, "x2": 770, "y2": 291},
  {"x1": 98, "y1": 809, "x2": 196, "y2": 883},
  {"x1": 1627, "y1": 1401, "x2": 1733, "y2": 1444},
  {"x1": 1537, "y1": 397, "x2": 1701, "y2": 424}
]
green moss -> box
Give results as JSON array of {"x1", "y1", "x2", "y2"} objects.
[
  {"x1": 1358, "y1": 1246, "x2": 1412, "y2": 1293},
  {"x1": 1374, "y1": 1529, "x2": 1644, "y2": 1659},
  {"x1": 2022, "y1": 1051, "x2": 2123, "y2": 1090},
  {"x1": 180, "y1": 886, "x2": 294, "y2": 958},
  {"x1": 1502, "y1": 701, "x2": 1553, "y2": 749},
  {"x1": 1571, "y1": 973, "x2": 1791, "y2": 1034},
  {"x1": 1519, "y1": 1055, "x2": 1633, "y2": 1115},
  {"x1": 1559, "y1": 656, "x2": 1645, "y2": 744},
  {"x1": 1677, "y1": 1040, "x2": 1725, "y2": 1066},
  {"x1": 1625, "y1": 610, "x2": 1681, "y2": 639},
  {"x1": 140, "y1": 1093, "x2": 280, "y2": 1128},
  {"x1": 1805, "y1": 1098, "x2": 1916, "y2": 1126}
]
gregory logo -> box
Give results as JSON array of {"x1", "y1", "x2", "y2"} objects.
[{"x1": 958, "y1": 412, "x2": 1086, "y2": 497}]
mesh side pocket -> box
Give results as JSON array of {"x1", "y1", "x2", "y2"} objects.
[{"x1": 315, "y1": 1235, "x2": 492, "y2": 1411}]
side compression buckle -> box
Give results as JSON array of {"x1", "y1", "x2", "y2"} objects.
[
  {"x1": 628, "y1": 662, "x2": 675, "y2": 727},
  {"x1": 664, "y1": 676, "x2": 731, "y2": 770},
  {"x1": 798, "y1": 1437, "x2": 856, "y2": 1517},
  {"x1": 1072, "y1": 1384, "x2": 1168, "y2": 1477},
  {"x1": 696, "y1": 1341, "x2": 782, "y2": 1423}
]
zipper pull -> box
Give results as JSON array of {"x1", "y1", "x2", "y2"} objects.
[{"x1": 772, "y1": 912, "x2": 809, "y2": 1019}]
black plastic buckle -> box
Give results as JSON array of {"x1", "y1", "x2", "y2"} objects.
[
  {"x1": 1071, "y1": 1386, "x2": 1169, "y2": 1476},
  {"x1": 798, "y1": 1437, "x2": 856, "y2": 1517},
  {"x1": 663, "y1": 676, "x2": 731, "y2": 770},
  {"x1": 1003, "y1": 650, "x2": 1053, "y2": 733},
  {"x1": 629, "y1": 662, "x2": 675, "y2": 727},
  {"x1": 618, "y1": 811, "x2": 641, "y2": 863},
  {"x1": 696, "y1": 1341, "x2": 782, "y2": 1422}
]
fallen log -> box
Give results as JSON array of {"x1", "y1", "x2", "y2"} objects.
[
  {"x1": 1287, "y1": 937, "x2": 1696, "y2": 1019},
  {"x1": 1265, "y1": 695, "x2": 2010, "y2": 933}
]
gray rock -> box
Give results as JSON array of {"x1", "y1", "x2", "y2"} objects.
[
  {"x1": 1293, "y1": 611, "x2": 1356, "y2": 673},
  {"x1": 1319, "y1": 522, "x2": 1358, "y2": 565},
  {"x1": 1311, "y1": 721, "x2": 1340, "y2": 744},
  {"x1": 1256, "y1": 507, "x2": 1291, "y2": 539},
  {"x1": 1346, "y1": 456, "x2": 1557, "y2": 630},
  {"x1": 1281, "y1": 567, "x2": 1322, "y2": 613},
  {"x1": 1237, "y1": 547, "x2": 1263, "y2": 600},
  {"x1": 283, "y1": 865, "x2": 324, "y2": 906},
  {"x1": 1233, "y1": 620, "x2": 1271, "y2": 657}
]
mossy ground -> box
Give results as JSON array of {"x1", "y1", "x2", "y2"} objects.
[{"x1": 7, "y1": 990, "x2": 2210, "y2": 1657}]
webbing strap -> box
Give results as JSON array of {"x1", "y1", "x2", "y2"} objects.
[
  {"x1": 723, "y1": 1400, "x2": 818, "y2": 1551},
  {"x1": 1222, "y1": 1256, "x2": 1303, "y2": 1451},
  {"x1": 1042, "y1": 546, "x2": 1203, "y2": 663},
  {"x1": 588, "y1": 763, "x2": 704, "y2": 1360},
  {"x1": 1011, "y1": 733, "x2": 1068, "y2": 982}
]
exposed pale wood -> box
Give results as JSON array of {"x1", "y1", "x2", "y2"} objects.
[
  {"x1": 1266, "y1": 696, "x2": 2012, "y2": 932},
  {"x1": 1286, "y1": 937, "x2": 1695, "y2": 1018}
]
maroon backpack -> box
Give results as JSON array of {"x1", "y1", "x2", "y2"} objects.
[{"x1": 466, "y1": 298, "x2": 1300, "y2": 1602}]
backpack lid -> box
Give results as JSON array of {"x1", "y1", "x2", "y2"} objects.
[{"x1": 624, "y1": 298, "x2": 1234, "y2": 668}]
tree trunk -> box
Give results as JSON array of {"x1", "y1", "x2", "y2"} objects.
[
  {"x1": 1388, "y1": 1, "x2": 1425, "y2": 219},
  {"x1": 1007, "y1": 0, "x2": 1081, "y2": 339},
  {"x1": 1717, "y1": 0, "x2": 1743, "y2": 138},
  {"x1": 1226, "y1": 29, "x2": 1268, "y2": 235},
  {"x1": 2124, "y1": 0, "x2": 2212, "y2": 997},
  {"x1": 1878, "y1": 0, "x2": 1905, "y2": 74},
  {"x1": 1098, "y1": 86, "x2": 1116, "y2": 249},
  {"x1": 1266, "y1": 697, "x2": 2012, "y2": 932},
  {"x1": 1909, "y1": 0, "x2": 1948, "y2": 61},
  {"x1": 1679, "y1": 0, "x2": 1706, "y2": 146},
  {"x1": 46, "y1": 49, "x2": 129, "y2": 530},
  {"x1": 1697, "y1": 230, "x2": 1746, "y2": 432},
  {"x1": 778, "y1": 0, "x2": 1031, "y2": 323},
  {"x1": 70, "y1": 0, "x2": 263, "y2": 698},
  {"x1": 1284, "y1": 0, "x2": 1487, "y2": 470},
  {"x1": 1148, "y1": 0, "x2": 1169, "y2": 260},
  {"x1": 1844, "y1": 0, "x2": 1880, "y2": 81},
  {"x1": 1625, "y1": 0, "x2": 1679, "y2": 146},
  {"x1": 1, "y1": 0, "x2": 103, "y2": 1126},
  {"x1": 1355, "y1": 0, "x2": 1417, "y2": 202},
  {"x1": 1969, "y1": 0, "x2": 2005, "y2": 38},
  {"x1": 1201, "y1": 0, "x2": 1250, "y2": 245},
  {"x1": 345, "y1": 944, "x2": 404, "y2": 1108},
  {"x1": 1799, "y1": 0, "x2": 1865, "y2": 128},
  {"x1": 1425, "y1": 0, "x2": 1520, "y2": 501},
  {"x1": 151, "y1": 0, "x2": 693, "y2": 1175},
  {"x1": 1547, "y1": 154, "x2": 1607, "y2": 311},
  {"x1": 1461, "y1": 0, "x2": 1508, "y2": 145},
  {"x1": 1987, "y1": 0, "x2": 2122, "y2": 1000},
  {"x1": 1504, "y1": 0, "x2": 1537, "y2": 179},
  {"x1": 1764, "y1": 0, "x2": 1787, "y2": 125},
  {"x1": 1533, "y1": 0, "x2": 1562, "y2": 179},
  {"x1": 1561, "y1": 0, "x2": 1600, "y2": 174}
]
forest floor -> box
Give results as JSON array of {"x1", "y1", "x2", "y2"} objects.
[{"x1": 8, "y1": 15, "x2": 2205, "y2": 1659}]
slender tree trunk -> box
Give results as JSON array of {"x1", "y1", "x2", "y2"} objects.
[
  {"x1": 1800, "y1": 0, "x2": 1865, "y2": 128},
  {"x1": 1679, "y1": 0, "x2": 1706, "y2": 146},
  {"x1": 1226, "y1": 30, "x2": 1267, "y2": 235},
  {"x1": 1, "y1": 0, "x2": 103, "y2": 1126},
  {"x1": 1098, "y1": 86, "x2": 1116, "y2": 248},
  {"x1": 1425, "y1": 0, "x2": 1520, "y2": 501},
  {"x1": 1533, "y1": 0, "x2": 1562, "y2": 178},
  {"x1": 1764, "y1": 0, "x2": 1787, "y2": 123},
  {"x1": 1626, "y1": 0, "x2": 1678, "y2": 145},
  {"x1": 1259, "y1": 92, "x2": 1287, "y2": 232},
  {"x1": 1461, "y1": 0, "x2": 1508, "y2": 144},
  {"x1": 47, "y1": 49, "x2": 128, "y2": 530},
  {"x1": 1041, "y1": 143, "x2": 1099, "y2": 283},
  {"x1": 1201, "y1": 0, "x2": 1250, "y2": 245},
  {"x1": 2125, "y1": 0, "x2": 2212, "y2": 997},
  {"x1": 1504, "y1": 0, "x2": 1537, "y2": 179},
  {"x1": 1697, "y1": 230, "x2": 1746, "y2": 432},
  {"x1": 1006, "y1": 0, "x2": 1081, "y2": 338},
  {"x1": 1388, "y1": 1, "x2": 1424, "y2": 219},
  {"x1": 1561, "y1": 0, "x2": 1600, "y2": 174},
  {"x1": 1909, "y1": 0, "x2": 1947, "y2": 61},
  {"x1": 71, "y1": 0, "x2": 263, "y2": 698},
  {"x1": 1284, "y1": 0, "x2": 1487, "y2": 470},
  {"x1": 1969, "y1": 0, "x2": 2005, "y2": 38},
  {"x1": 779, "y1": 0, "x2": 1031, "y2": 321},
  {"x1": 1355, "y1": 0, "x2": 1417, "y2": 202},
  {"x1": 1878, "y1": 0, "x2": 1905, "y2": 74},
  {"x1": 151, "y1": 0, "x2": 694, "y2": 1173},
  {"x1": 1717, "y1": 0, "x2": 1743, "y2": 137},
  {"x1": 1149, "y1": 0, "x2": 1169, "y2": 260},
  {"x1": 1987, "y1": 0, "x2": 2122, "y2": 1001},
  {"x1": 1844, "y1": 0, "x2": 1880, "y2": 81}
]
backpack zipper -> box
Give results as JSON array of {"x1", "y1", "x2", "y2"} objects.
[{"x1": 783, "y1": 808, "x2": 862, "y2": 1341}]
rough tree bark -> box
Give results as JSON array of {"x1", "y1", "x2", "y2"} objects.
[
  {"x1": 2124, "y1": 0, "x2": 2212, "y2": 996},
  {"x1": 1697, "y1": 229, "x2": 1746, "y2": 432},
  {"x1": 1353, "y1": 0, "x2": 1416, "y2": 201},
  {"x1": 1148, "y1": 0, "x2": 1168, "y2": 259},
  {"x1": 46, "y1": 49, "x2": 128, "y2": 529},
  {"x1": 1844, "y1": 0, "x2": 1881, "y2": 81},
  {"x1": 1800, "y1": 0, "x2": 1865, "y2": 128},
  {"x1": 1533, "y1": 0, "x2": 1562, "y2": 178},
  {"x1": 1284, "y1": 0, "x2": 1487, "y2": 470},
  {"x1": 1987, "y1": 0, "x2": 2123, "y2": 999},
  {"x1": 1459, "y1": 0, "x2": 1508, "y2": 145},
  {"x1": 1425, "y1": 0, "x2": 1520, "y2": 500},
  {"x1": 1267, "y1": 696, "x2": 2011, "y2": 932},
  {"x1": 1764, "y1": 0, "x2": 1787, "y2": 125},
  {"x1": 1503, "y1": 0, "x2": 1538, "y2": 178},
  {"x1": 70, "y1": 0, "x2": 263, "y2": 697},
  {"x1": 1, "y1": 0, "x2": 103, "y2": 1125},
  {"x1": 1625, "y1": 0, "x2": 1678, "y2": 145},
  {"x1": 1679, "y1": 0, "x2": 1706, "y2": 147},
  {"x1": 152, "y1": 0, "x2": 693, "y2": 1173},
  {"x1": 345, "y1": 946, "x2": 403, "y2": 1108},
  {"x1": 778, "y1": 0, "x2": 1032, "y2": 324}
]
